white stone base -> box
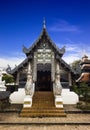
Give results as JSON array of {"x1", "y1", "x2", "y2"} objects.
[
  {"x1": 0, "y1": 83, "x2": 6, "y2": 91},
  {"x1": 9, "y1": 88, "x2": 79, "y2": 105},
  {"x1": 55, "y1": 95, "x2": 63, "y2": 108},
  {"x1": 0, "y1": 86, "x2": 6, "y2": 91},
  {"x1": 62, "y1": 89, "x2": 79, "y2": 104},
  {"x1": 23, "y1": 95, "x2": 32, "y2": 108},
  {"x1": 9, "y1": 88, "x2": 25, "y2": 104}
]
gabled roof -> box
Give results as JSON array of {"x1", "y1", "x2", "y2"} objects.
[
  {"x1": 23, "y1": 27, "x2": 65, "y2": 57},
  {"x1": 76, "y1": 73, "x2": 90, "y2": 82},
  {"x1": 76, "y1": 55, "x2": 90, "y2": 82},
  {"x1": 61, "y1": 59, "x2": 75, "y2": 73},
  {"x1": 8, "y1": 54, "x2": 75, "y2": 75},
  {"x1": 56, "y1": 55, "x2": 76, "y2": 74},
  {"x1": 7, "y1": 22, "x2": 75, "y2": 75},
  {"x1": 80, "y1": 55, "x2": 90, "y2": 65},
  {"x1": 8, "y1": 55, "x2": 32, "y2": 75}
]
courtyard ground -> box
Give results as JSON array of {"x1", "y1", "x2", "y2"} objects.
[
  {"x1": 0, "y1": 105, "x2": 90, "y2": 130},
  {"x1": 0, "y1": 113, "x2": 90, "y2": 130},
  {"x1": 0, "y1": 125, "x2": 90, "y2": 130}
]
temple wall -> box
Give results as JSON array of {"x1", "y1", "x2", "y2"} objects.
[{"x1": 15, "y1": 57, "x2": 70, "y2": 89}]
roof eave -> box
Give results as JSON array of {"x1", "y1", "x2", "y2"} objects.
[{"x1": 23, "y1": 28, "x2": 66, "y2": 57}]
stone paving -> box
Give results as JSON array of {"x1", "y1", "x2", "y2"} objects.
[
  {"x1": 0, "y1": 125, "x2": 90, "y2": 130},
  {"x1": 0, "y1": 105, "x2": 90, "y2": 130},
  {"x1": 0, "y1": 113, "x2": 90, "y2": 123}
]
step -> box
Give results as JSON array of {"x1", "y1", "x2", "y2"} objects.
[
  {"x1": 22, "y1": 107, "x2": 64, "y2": 111},
  {"x1": 22, "y1": 109, "x2": 64, "y2": 113},
  {"x1": 20, "y1": 91, "x2": 66, "y2": 117},
  {"x1": 20, "y1": 112, "x2": 66, "y2": 117}
]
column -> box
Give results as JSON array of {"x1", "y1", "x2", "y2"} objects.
[
  {"x1": 16, "y1": 72, "x2": 19, "y2": 85},
  {"x1": 51, "y1": 52, "x2": 55, "y2": 82},
  {"x1": 68, "y1": 72, "x2": 72, "y2": 86},
  {"x1": 33, "y1": 52, "x2": 37, "y2": 82}
]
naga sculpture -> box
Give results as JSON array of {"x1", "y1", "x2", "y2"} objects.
[
  {"x1": 25, "y1": 62, "x2": 34, "y2": 96},
  {"x1": 54, "y1": 74, "x2": 62, "y2": 95},
  {"x1": 53, "y1": 63, "x2": 62, "y2": 95}
]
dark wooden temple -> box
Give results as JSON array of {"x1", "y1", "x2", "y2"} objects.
[
  {"x1": 8, "y1": 21, "x2": 75, "y2": 91},
  {"x1": 7, "y1": 21, "x2": 78, "y2": 117}
]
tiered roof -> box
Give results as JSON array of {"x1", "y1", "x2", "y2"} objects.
[
  {"x1": 76, "y1": 55, "x2": 90, "y2": 82},
  {"x1": 8, "y1": 21, "x2": 75, "y2": 75},
  {"x1": 23, "y1": 26, "x2": 65, "y2": 57}
]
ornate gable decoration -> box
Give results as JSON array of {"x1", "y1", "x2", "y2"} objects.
[
  {"x1": 37, "y1": 49, "x2": 52, "y2": 63},
  {"x1": 23, "y1": 26, "x2": 65, "y2": 58},
  {"x1": 8, "y1": 21, "x2": 75, "y2": 75}
]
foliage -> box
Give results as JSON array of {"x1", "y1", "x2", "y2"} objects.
[
  {"x1": 2, "y1": 74, "x2": 15, "y2": 84},
  {"x1": 73, "y1": 82, "x2": 90, "y2": 110},
  {"x1": 0, "y1": 99, "x2": 10, "y2": 110},
  {"x1": 73, "y1": 82, "x2": 90, "y2": 99},
  {"x1": 73, "y1": 83, "x2": 79, "y2": 94},
  {"x1": 70, "y1": 60, "x2": 81, "y2": 73},
  {"x1": 77, "y1": 101, "x2": 90, "y2": 110},
  {"x1": 79, "y1": 82, "x2": 90, "y2": 100},
  {"x1": 71, "y1": 60, "x2": 81, "y2": 68}
]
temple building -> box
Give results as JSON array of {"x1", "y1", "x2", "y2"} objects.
[
  {"x1": 8, "y1": 21, "x2": 78, "y2": 117},
  {"x1": 76, "y1": 55, "x2": 90, "y2": 83}
]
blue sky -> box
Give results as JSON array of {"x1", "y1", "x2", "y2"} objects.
[{"x1": 0, "y1": 0, "x2": 90, "y2": 68}]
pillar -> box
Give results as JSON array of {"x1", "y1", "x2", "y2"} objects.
[
  {"x1": 16, "y1": 72, "x2": 19, "y2": 85},
  {"x1": 33, "y1": 52, "x2": 37, "y2": 82},
  {"x1": 51, "y1": 52, "x2": 55, "y2": 82},
  {"x1": 68, "y1": 72, "x2": 72, "y2": 87}
]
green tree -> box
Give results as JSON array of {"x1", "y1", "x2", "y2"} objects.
[
  {"x1": 2, "y1": 74, "x2": 14, "y2": 84},
  {"x1": 80, "y1": 82, "x2": 90, "y2": 103},
  {"x1": 70, "y1": 60, "x2": 81, "y2": 73},
  {"x1": 73, "y1": 82, "x2": 90, "y2": 102}
]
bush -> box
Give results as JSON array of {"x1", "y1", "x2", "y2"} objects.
[
  {"x1": 77, "y1": 101, "x2": 90, "y2": 110},
  {"x1": 73, "y1": 82, "x2": 90, "y2": 110},
  {"x1": 0, "y1": 99, "x2": 10, "y2": 110},
  {"x1": 73, "y1": 82, "x2": 90, "y2": 99},
  {"x1": 2, "y1": 74, "x2": 15, "y2": 84}
]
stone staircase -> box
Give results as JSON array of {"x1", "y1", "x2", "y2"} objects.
[{"x1": 20, "y1": 92, "x2": 66, "y2": 117}]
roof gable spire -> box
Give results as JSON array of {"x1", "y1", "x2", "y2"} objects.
[{"x1": 43, "y1": 18, "x2": 46, "y2": 29}]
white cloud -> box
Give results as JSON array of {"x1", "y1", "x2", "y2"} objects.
[
  {"x1": 0, "y1": 56, "x2": 25, "y2": 69},
  {"x1": 66, "y1": 45, "x2": 77, "y2": 52},
  {"x1": 63, "y1": 54, "x2": 80, "y2": 64},
  {"x1": 55, "y1": 39, "x2": 90, "y2": 64},
  {"x1": 62, "y1": 42, "x2": 90, "y2": 64},
  {"x1": 0, "y1": 42, "x2": 90, "y2": 69},
  {"x1": 0, "y1": 50, "x2": 26, "y2": 69},
  {"x1": 63, "y1": 52, "x2": 90, "y2": 64},
  {"x1": 49, "y1": 20, "x2": 81, "y2": 32}
]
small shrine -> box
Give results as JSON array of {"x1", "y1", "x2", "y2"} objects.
[
  {"x1": 76, "y1": 55, "x2": 90, "y2": 83},
  {"x1": 0, "y1": 69, "x2": 10, "y2": 109},
  {"x1": 0, "y1": 70, "x2": 6, "y2": 91}
]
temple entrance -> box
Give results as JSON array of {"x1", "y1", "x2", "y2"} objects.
[
  {"x1": 35, "y1": 63, "x2": 52, "y2": 91},
  {"x1": 36, "y1": 71, "x2": 52, "y2": 91}
]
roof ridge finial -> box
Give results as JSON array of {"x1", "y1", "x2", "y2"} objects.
[{"x1": 43, "y1": 17, "x2": 46, "y2": 29}]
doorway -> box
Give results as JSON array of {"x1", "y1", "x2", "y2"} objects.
[{"x1": 35, "y1": 64, "x2": 52, "y2": 91}]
